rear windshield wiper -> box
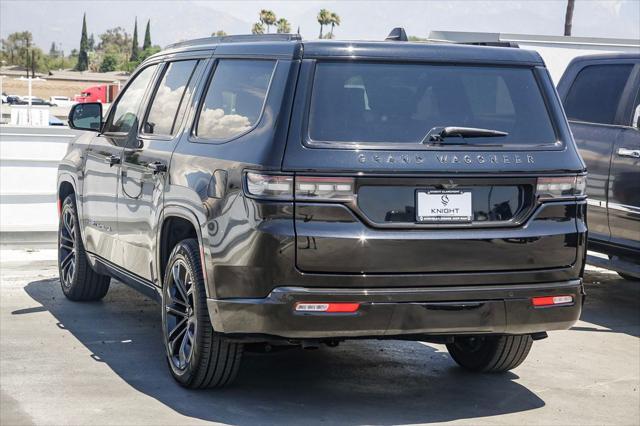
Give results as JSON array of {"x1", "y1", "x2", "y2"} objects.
[{"x1": 422, "y1": 126, "x2": 509, "y2": 145}]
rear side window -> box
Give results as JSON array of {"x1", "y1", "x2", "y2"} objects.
[
  {"x1": 564, "y1": 64, "x2": 633, "y2": 125},
  {"x1": 196, "y1": 59, "x2": 276, "y2": 140},
  {"x1": 144, "y1": 60, "x2": 199, "y2": 136},
  {"x1": 308, "y1": 62, "x2": 556, "y2": 147}
]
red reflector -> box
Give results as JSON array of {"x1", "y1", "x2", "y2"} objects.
[
  {"x1": 57, "y1": 199, "x2": 62, "y2": 217},
  {"x1": 532, "y1": 295, "x2": 573, "y2": 307},
  {"x1": 295, "y1": 302, "x2": 360, "y2": 313},
  {"x1": 326, "y1": 303, "x2": 360, "y2": 313}
]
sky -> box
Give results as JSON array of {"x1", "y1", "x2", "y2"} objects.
[{"x1": 1, "y1": 0, "x2": 639, "y2": 53}]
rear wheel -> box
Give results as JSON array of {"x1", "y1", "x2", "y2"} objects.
[
  {"x1": 162, "y1": 238, "x2": 243, "y2": 388},
  {"x1": 446, "y1": 335, "x2": 533, "y2": 373},
  {"x1": 58, "y1": 195, "x2": 110, "y2": 301}
]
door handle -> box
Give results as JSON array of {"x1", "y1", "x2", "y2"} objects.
[
  {"x1": 617, "y1": 148, "x2": 640, "y2": 159},
  {"x1": 104, "y1": 155, "x2": 121, "y2": 166},
  {"x1": 147, "y1": 161, "x2": 167, "y2": 174}
]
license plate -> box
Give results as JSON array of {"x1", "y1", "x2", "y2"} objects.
[{"x1": 416, "y1": 190, "x2": 473, "y2": 222}]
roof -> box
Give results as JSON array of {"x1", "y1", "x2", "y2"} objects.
[
  {"x1": 564, "y1": 52, "x2": 640, "y2": 62},
  {"x1": 153, "y1": 34, "x2": 544, "y2": 66},
  {"x1": 428, "y1": 30, "x2": 640, "y2": 49}
]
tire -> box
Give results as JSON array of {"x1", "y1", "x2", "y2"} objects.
[
  {"x1": 58, "y1": 195, "x2": 110, "y2": 301},
  {"x1": 162, "y1": 238, "x2": 243, "y2": 389},
  {"x1": 446, "y1": 335, "x2": 533, "y2": 373}
]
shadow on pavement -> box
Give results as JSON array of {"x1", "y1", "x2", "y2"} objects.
[
  {"x1": 578, "y1": 270, "x2": 640, "y2": 338},
  {"x1": 19, "y1": 277, "x2": 544, "y2": 425}
]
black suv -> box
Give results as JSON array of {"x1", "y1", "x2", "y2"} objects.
[
  {"x1": 557, "y1": 53, "x2": 639, "y2": 280},
  {"x1": 59, "y1": 33, "x2": 587, "y2": 388}
]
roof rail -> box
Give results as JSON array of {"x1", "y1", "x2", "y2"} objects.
[
  {"x1": 386, "y1": 27, "x2": 408, "y2": 42},
  {"x1": 166, "y1": 33, "x2": 302, "y2": 49}
]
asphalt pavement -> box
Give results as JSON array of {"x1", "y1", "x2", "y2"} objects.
[{"x1": 1, "y1": 250, "x2": 638, "y2": 426}]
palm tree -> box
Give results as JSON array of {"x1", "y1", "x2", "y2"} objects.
[
  {"x1": 317, "y1": 9, "x2": 332, "y2": 39},
  {"x1": 329, "y1": 12, "x2": 341, "y2": 38},
  {"x1": 276, "y1": 18, "x2": 291, "y2": 34},
  {"x1": 564, "y1": 0, "x2": 575, "y2": 36},
  {"x1": 259, "y1": 9, "x2": 277, "y2": 33},
  {"x1": 251, "y1": 22, "x2": 265, "y2": 35}
]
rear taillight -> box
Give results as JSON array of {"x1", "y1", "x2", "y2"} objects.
[
  {"x1": 245, "y1": 172, "x2": 356, "y2": 202},
  {"x1": 295, "y1": 176, "x2": 355, "y2": 201},
  {"x1": 536, "y1": 175, "x2": 586, "y2": 200},
  {"x1": 245, "y1": 172, "x2": 293, "y2": 200}
]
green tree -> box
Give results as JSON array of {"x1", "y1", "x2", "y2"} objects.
[
  {"x1": 143, "y1": 19, "x2": 152, "y2": 50},
  {"x1": 99, "y1": 53, "x2": 118, "y2": 72},
  {"x1": 88, "y1": 33, "x2": 95, "y2": 51},
  {"x1": 317, "y1": 9, "x2": 332, "y2": 39},
  {"x1": 49, "y1": 42, "x2": 58, "y2": 57},
  {"x1": 259, "y1": 10, "x2": 276, "y2": 33},
  {"x1": 251, "y1": 22, "x2": 265, "y2": 35},
  {"x1": 328, "y1": 12, "x2": 341, "y2": 38},
  {"x1": 130, "y1": 18, "x2": 139, "y2": 62},
  {"x1": 276, "y1": 18, "x2": 291, "y2": 34},
  {"x1": 212, "y1": 30, "x2": 227, "y2": 37},
  {"x1": 76, "y1": 13, "x2": 89, "y2": 71}
]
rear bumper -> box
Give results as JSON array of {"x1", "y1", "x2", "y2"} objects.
[{"x1": 208, "y1": 280, "x2": 583, "y2": 339}]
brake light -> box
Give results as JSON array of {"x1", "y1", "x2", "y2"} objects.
[
  {"x1": 245, "y1": 172, "x2": 293, "y2": 200},
  {"x1": 536, "y1": 176, "x2": 586, "y2": 200},
  {"x1": 295, "y1": 302, "x2": 360, "y2": 313},
  {"x1": 295, "y1": 176, "x2": 355, "y2": 201},
  {"x1": 245, "y1": 172, "x2": 356, "y2": 202},
  {"x1": 531, "y1": 295, "x2": 574, "y2": 307}
]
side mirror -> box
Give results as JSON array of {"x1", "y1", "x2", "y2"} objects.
[{"x1": 68, "y1": 102, "x2": 102, "y2": 131}]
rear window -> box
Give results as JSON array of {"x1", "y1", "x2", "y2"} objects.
[
  {"x1": 308, "y1": 62, "x2": 556, "y2": 147},
  {"x1": 196, "y1": 59, "x2": 275, "y2": 140}
]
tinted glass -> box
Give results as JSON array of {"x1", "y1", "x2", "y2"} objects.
[
  {"x1": 144, "y1": 60, "x2": 198, "y2": 136},
  {"x1": 308, "y1": 62, "x2": 556, "y2": 146},
  {"x1": 196, "y1": 60, "x2": 275, "y2": 140},
  {"x1": 564, "y1": 64, "x2": 633, "y2": 125},
  {"x1": 105, "y1": 64, "x2": 158, "y2": 134}
]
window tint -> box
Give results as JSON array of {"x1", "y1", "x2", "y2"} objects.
[
  {"x1": 196, "y1": 60, "x2": 275, "y2": 140},
  {"x1": 308, "y1": 62, "x2": 556, "y2": 146},
  {"x1": 105, "y1": 64, "x2": 158, "y2": 135},
  {"x1": 564, "y1": 64, "x2": 633, "y2": 125},
  {"x1": 144, "y1": 60, "x2": 198, "y2": 136}
]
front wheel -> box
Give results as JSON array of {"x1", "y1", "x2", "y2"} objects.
[
  {"x1": 446, "y1": 335, "x2": 533, "y2": 373},
  {"x1": 162, "y1": 238, "x2": 243, "y2": 389},
  {"x1": 58, "y1": 195, "x2": 110, "y2": 301}
]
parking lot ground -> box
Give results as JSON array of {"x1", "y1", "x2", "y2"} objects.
[{"x1": 1, "y1": 250, "x2": 639, "y2": 426}]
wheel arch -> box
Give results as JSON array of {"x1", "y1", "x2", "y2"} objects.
[{"x1": 157, "y1": 206, "x2": 207, "y2": 292}]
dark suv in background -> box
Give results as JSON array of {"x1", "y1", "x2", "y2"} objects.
[
  {"x1": 558, "y1": 54, "x2": 639, "y2": 280},
  {"x1": 58, "y1": 32, "x2": 587, "y2": 388}
]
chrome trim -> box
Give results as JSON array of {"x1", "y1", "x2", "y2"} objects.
[
  {"x1": 617, "y1": 148, "x2": 640, "y2": 159},
  {"x1": 586, "y1": 198, "x2": 605, "y2": 208},
  {"x1": 608, "y1": 202, "x2": 640, "y2": 214}
]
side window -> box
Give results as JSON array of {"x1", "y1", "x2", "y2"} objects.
[
  {"x1": 196, "y1": 59, "x2": 276, "y2": 140},
  {"x1": 564, "y1": 64, "x2": 633, "y2": 125},
  {"x1": 144, "y1": 60, "x2": 199, "y2": 136},
  {"x1": 104, "y1": 64, "x2": 158, "y2": 135}
]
